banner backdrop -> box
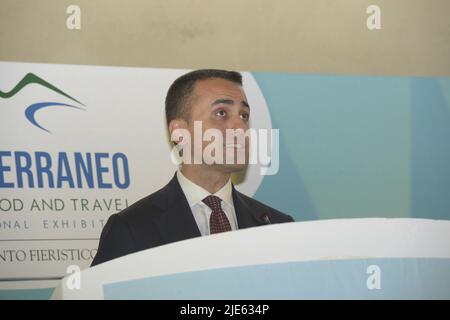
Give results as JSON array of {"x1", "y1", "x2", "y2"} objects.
[
  {"x1": 0, "y1": 61, "x2": 272, "y2": 289},
  {"x1": 1, "y1": 61, "x2": 450, "y2": 297}
]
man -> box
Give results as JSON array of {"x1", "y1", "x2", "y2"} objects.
[{"x1": 91, "y1": 69, "x2": 294, "y2": 266}]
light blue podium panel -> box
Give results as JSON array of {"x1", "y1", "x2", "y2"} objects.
[{"x1": 52, "y1": 218, "x2": 450, "y2": 299}]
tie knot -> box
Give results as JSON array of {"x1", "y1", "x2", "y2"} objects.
[{"x1": 202, "y1": 195, "x2": 223, "y2": 211}]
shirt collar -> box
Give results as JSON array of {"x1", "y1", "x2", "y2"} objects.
[{"x1": 176, "y1": 170, "x2": 234, "y2": 208}]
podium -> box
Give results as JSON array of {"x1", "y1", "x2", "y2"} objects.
[{"x1": 52, "y1": 218, "x2": 450, "y2": 299}]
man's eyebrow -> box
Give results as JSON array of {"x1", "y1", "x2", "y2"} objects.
[{"x1": 211, "y1": 99, "x2": 250, "y2": 109}]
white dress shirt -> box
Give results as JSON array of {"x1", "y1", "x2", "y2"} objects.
[{"x1": 176, "y1": 170, "x2": 238, "y2": 236}]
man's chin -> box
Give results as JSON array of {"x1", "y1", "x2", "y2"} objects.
[{"x1": 212, "y1": 163, "x2": 247, "y2": 174}]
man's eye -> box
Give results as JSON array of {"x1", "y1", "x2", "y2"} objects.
[
  {"x1": 216, "y1": 110, "x2": 227, "y2": 117},
  {"x1": 240, "y1": 113, "x2": 249, "y2": 121}
]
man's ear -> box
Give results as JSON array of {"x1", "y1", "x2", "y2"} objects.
[{"x1": 169, "y1": 119, "x2": 188, "y2": 144}]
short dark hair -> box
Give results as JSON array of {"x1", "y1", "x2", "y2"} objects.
[{"x1": 165, "y1": 69, "x2": 242, "y2": 126}]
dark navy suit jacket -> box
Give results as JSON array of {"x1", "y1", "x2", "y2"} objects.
[{"x1": 91, "y1": 174, "x2": 294, "y2": 266}]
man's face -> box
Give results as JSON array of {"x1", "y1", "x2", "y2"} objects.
[{"x1": 186, "y1": 78, "x2": 250, "y2": 173}]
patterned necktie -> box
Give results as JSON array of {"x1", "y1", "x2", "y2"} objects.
[{"x1": 202, "y1": 195, "x2": 232, "y2": 234}]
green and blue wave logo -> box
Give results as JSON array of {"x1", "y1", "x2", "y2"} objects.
[{"x1": 0, "y1": 73, "x2": 84, "y2": 133}]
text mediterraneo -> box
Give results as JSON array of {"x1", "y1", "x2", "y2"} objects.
[{"x1": 0, "y1": 151, "x2": 130, "y2": 189}]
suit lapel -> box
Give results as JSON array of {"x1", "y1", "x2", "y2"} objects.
[
  {"x1": 153, "y1": 174, "x2": 265, "y2": 244},
  {"x1": 153, "y1": 174, "x2": 201, "y2": 244},
  {"x1": 232, "y1": 187, "x2": 265, "y2": 229}
]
